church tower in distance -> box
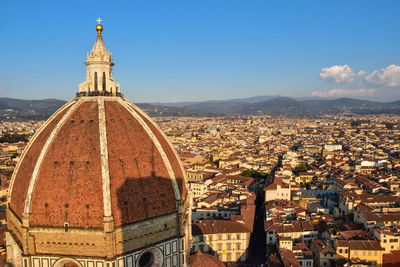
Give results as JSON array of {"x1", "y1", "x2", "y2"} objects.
[{"x1": 7, "y1": 19, "x2": 191, "y2": 267}]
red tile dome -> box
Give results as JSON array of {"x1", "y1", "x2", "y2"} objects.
[
  {"x1": 8, "y1": 97, "x2": 187, "y2": 229},
  {"x1": 189, "y1": 251, "x2": 225, "y2": 267}
]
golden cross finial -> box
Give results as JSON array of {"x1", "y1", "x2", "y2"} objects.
[{"x1": 96, "y1": 17, "x2": 102, "y2": 24}]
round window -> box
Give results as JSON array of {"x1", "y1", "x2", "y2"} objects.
[
  {"x1": 138, "y1": 251, "x2": 154, "y2": 267},
  {"x1": 136, "y1": 246, "x2": 164, "y2": 267}
]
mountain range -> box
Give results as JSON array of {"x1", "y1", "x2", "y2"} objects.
[
  {"x1": 151, "y1": 96, "x2": 400, "y2": 116},
  {"x1": 0, "y1": 96, "x2": 399, "y2": 120},
  {"x1": 0, "y1": 97, "x2": 219, "y2": 121},
  {"x1": 0, "y1": 98, "x2": 66, "y2": 121}
]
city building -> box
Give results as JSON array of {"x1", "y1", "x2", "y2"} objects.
[
  {"x1": 335, "y1": 240, "x2": 384, "y2": 267},
  {"x1": 265, "y1": 177, "x2": 291, "y2": 201},
  {"x1": 191, "y1": 220, "x2": 251, "y2": 263},
  {"x1": 310, "y1": 239, "x2": 337, "y2": 267}
]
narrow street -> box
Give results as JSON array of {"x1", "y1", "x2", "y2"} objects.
[
  {"x1": 248, "y1": 188, "x2": 266, "y2": 265},
  {"x1": 247, "y1": 154, "x2": 282, "y2": 266}
]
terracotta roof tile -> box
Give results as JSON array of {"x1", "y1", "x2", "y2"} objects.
[
  {"x1": 106, "y1": 101, "x2": 177, "y2": 226},
  {"x1": 189, "y1": 251, "x2": 224, "y2": 267},
  {"x1": 192, "y1": 220, "x2": 251, "y2": 235},
  {"x1": 10, "y1": 102, "x2": 73, "y2": 220},
  {"x1": 30, "y1": 100, "x2": 103, "y2": 228},
  {"x1": 10, "y1": 98, "x2": 187, "y2": 228}
]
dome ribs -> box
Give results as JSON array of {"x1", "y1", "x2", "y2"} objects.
[
  {"x1": 9, "y1": 100, "x2": 76, "y2": 219},
  {"x1": 125, "y1": 101, "x2": 187, "y2": 201},
  {"x1": 118, "y1": 99, "x2": 182, "y2": 203},
  {"x1": 30, "y1": 100, "x2": 104, "y2": 228},
  {"x1": 10, "y1": 97, "x2": 187, "y2": 230},
  {"x1": 105, "y1": 100, "x2": 177, "y2": 226},
  {"x1": 105, "y1": 101, "x2": 147, "y2": 224},
  {"x1": 105, "y1": 100, "x2": 146, "y2": 225},
  {"x1": 97, "y1": 98, "x2": 112, "y2": 220}
]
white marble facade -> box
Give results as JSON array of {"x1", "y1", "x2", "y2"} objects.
[{"x1": 18, "y1": 238, "x2": 186, "y2": 267}]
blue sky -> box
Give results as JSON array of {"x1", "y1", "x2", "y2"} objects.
[{"x1": 1, "y1": 0, "x2": 400, "y2": 102}]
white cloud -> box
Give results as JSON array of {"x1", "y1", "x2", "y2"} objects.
[
  {"x1": 357, "y1": 70, "x2": 367, "y2": 76},
  {"x1": 365, "y1": 64, "x2": 400, "y2": 87},
  {"x1": 319, "y1": 65, "x2": 355, "y2": 83},
  {"x1": 311, "y1": 88, "x2": 377, "y2": 98}
]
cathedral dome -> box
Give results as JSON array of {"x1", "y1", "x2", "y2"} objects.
[
  {"x1": 7, "y1": 20, "x2": 190, "y2": 266},
  {"x1": 9, "y1": 97, "x2": 187, "y2": 229}
]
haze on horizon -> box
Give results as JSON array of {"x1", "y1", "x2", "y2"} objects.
[{"x1": 1, "y1": 0, "x2": 400, "y2": 103}]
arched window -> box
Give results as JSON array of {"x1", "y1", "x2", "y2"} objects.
[
  {"x1": 236, "y1": 243, "x2": 241, "y2": 250},
  {"x1": 94, "y1": 72, "x2": 98, "y2": 91},
  {"x1": 102, "y1": 72, "x2": 106, "y2": 92}
]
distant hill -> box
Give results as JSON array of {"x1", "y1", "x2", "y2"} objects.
[
  {"x1": 0, "y1": 96, "x2": 400, "y2": 120},
  {"x1": 238, "y1": 97, "x2": 305, "y2": 115},
  {"x1": 0, "y1": 98, "x2": 67, "y2": 121},
  {"x1": 153, "y1": 96, "x2": 400, "y2": 116},
  {"x1": 0, "y1": 98, "x2": 66, "y2": 112},
  {"x1": 0, "y1": 97, "x2": 220, "y2": 121},
  {"x1": 152, "y1": 95, "x2": 282, "y2": 108},
  {"x1": 135, "y1": 103, "x2": 221, "y2": 117},
  {"x1": 389, "y1": 100, "x2": 400, "y2": 105}
]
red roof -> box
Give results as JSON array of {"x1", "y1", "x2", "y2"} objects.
[
  {"x1": 383, "y1": 249, "x2": 400, "y2": 267},
  {"x1": 192, "y1": 220, "x2": 251, "y2": 235},
  {"x1": 266, "y1": 176, "x2": 290, "y2": 190}
]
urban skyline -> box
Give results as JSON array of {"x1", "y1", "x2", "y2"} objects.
[{"x1": 1, "y1": 3, "x2": 400, "y2": 266}]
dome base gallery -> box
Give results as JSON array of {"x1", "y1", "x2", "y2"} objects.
[{"x1": 6, "y1": 20, "x2": 190, "y2": 267}]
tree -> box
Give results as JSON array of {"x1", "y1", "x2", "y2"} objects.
[
  {"x1": 208, "y1": 154, "x2": 214, "y2": 164},
  {"x1": 241, "y1": 169, "x2": 268, "y2": 179},
  {"x1": 241, "y1": 169, "x2": 255, "y2": 177},
  {"x1": 297, "y1": 163, "x2": 307, "y2": 172},
  {"x1": 0, "y1": 133, "x2": 28, "y2": 143}
]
